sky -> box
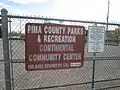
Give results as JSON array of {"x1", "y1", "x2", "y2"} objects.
[{"x1": 0, "y1": 0, "x2": 120, "y2": 23}]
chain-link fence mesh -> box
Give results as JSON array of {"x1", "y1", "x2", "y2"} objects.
[
  {"x1": 12, "y1": 61, "x2": 92, "y2": 90},
  {"x1": 0, "y1": 61, "x2": 5, "y2": 90},
  {"x1": 0, "y1": 36, "x2": 5, "y2": 90},
  {"x1": 0, "y1": 39, "x2": 4, "y2": 61},
  {"x1": 0, "y1": 14, "x2": 120, "y2": 90}
]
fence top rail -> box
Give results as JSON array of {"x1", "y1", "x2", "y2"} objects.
[{"x1": 0, "y1": 15, "x2": 120, "y2": 26}]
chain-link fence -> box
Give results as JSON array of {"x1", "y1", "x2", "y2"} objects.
[{"x1": 0, "y1": 9, "x2": 120, "y2": 90}]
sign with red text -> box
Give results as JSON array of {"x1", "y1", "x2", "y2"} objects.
[{"x1": 25, "y1": 23, "x2": 85, "y2": 71}]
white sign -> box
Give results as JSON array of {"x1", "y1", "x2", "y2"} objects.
[{"x1": 88, "y1": 26, "x2": 105, "y2": 53}]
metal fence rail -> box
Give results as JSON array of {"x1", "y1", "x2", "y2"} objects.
[{"x1": 0, "y1": 9, "x2": 120, "y2": 90}]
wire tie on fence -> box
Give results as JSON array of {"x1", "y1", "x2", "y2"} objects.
[
  {"x1": 7, "y1": 20, "x2": 12, "y2": 22},
  {"x1": 4, "y1": 60, "x2": 10, "y2": 63}
]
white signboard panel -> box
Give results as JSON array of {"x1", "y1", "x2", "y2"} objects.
[
  {"x1": 88, "y1": 26, "x2": 105, "y2": 53},
  {"x1": 88, "y1": 43, "x2": 104, "y2": 52},
  {"x1": 88, "y1": 33, "x2": 105, "y2": 42}
]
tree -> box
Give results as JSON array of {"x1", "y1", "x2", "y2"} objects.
[
  {"x1": 107, "y1": 27, "x2": 120, "y2": 45},
  {"x1": 114, "y1": 27, "x2": 120, "y2": 44}
]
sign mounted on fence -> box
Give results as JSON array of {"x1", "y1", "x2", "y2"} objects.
[
  {"x1": 25, "y1": 23, "x2": 85, "y2": 71},
  {"x1": 88, "y1": 26, "x2": 105, "y2": 53}
]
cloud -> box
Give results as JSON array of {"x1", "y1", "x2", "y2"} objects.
[
  {"x1": 7, "y1": 7, "x2": 31, "y2": 15},
  {"x1": 51, "y1": 0, "x2": 108, "y2": 21},
  {"x1": 0, "y1": 2, "x2": 10, "y2": 8},
  {"x1": 53, "y1": 0, "x2": 120, "y2": 22},
  {"x1": 0, "y1": 2, "x2": 26, "y2": 15},
  {"x1": 2, "y1": 0, "x2": 120, "y2": 22},
  {"x1": 8, "y1": 0, "x2": 47, "y2": 4}
]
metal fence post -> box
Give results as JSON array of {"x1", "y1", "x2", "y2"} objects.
[
  {"x1": 1, "y1": 8, "x2": 11, "y2": 90},
  {"x1": 92, "y1": 53, "x2": 96, "y2": 90},
  {"x1": 91, "y1": 23, "x2": 97, "y2": 90}
]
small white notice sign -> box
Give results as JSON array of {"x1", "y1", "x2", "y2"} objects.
[{"x1": 88, "y1": 26, "x2": 105, "y2": 53}]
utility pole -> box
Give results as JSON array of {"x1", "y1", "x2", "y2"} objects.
[{"x1": 106, "y1": 0, "x2": 110, "y2": 31}]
